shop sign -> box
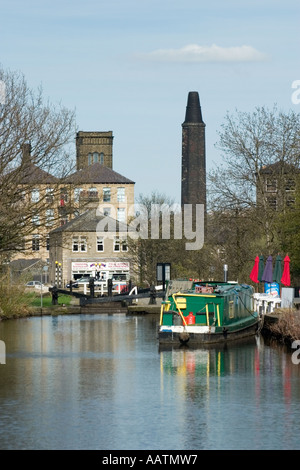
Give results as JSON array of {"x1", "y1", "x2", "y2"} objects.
[{"x1": 72, "y1": 261, "x2": 129, "y2": 271}]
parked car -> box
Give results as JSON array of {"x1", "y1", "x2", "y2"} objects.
[
  {"x1": 65, "y1": 280, "x2": 79, "y2": 288},
  {"x1": 26, "y1": 281, "x2": 44, "y2": 288},
  {"x1": 76, "y1": 277, "x2": 103, "y2": 286}
]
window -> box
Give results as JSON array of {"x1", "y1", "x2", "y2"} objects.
[
  {"x1": 89, "y1": 187, "x2": 98, "y2": 198},
  {"x1": 117, "y1": 207, "x2": 126, "y2": 222},
  {"x1": 32, "y1": 235, "x2": 40, "y2": 251},
  {"x1": 266, "y1": 178, "x2": 277, "y2": 192},
  {"x1": 229, "y1": 301, "x2": 234, "y2": 319},
  {"x1": 60, "y1": 188, "x2": 68, "y2": 206},
  {"x1": 114, "y1": 237, "x2": 128, "y2": 252},
  {"x1": 285, "y1": 178, "x2": 296, "y2": 192},
  {"x1": 117, "y1": 187, "x2": 125, "y2": 202},
  {"x1": 18, "y1": 237, "x2": 26, "y2": 251},
  {"x1": 88, "y1": 153, "x2": 92, "y2": 165},
  {"x1": 73, "y1": 236, "x2": 87, "y2": 252},
  {"x1": 74, "y1": 188, "x2": 82, "y2": 202},
  {"x1": 93, "y1": 152, "x2": 99, "y2": 163},
  {"x1": 114, "y1": 238, "x2": 120, "y2": 252},
  {"x1": 46, "y1": 236, "x2": 50, "y2": 251},
  {"x1": 72, "y1": 237, "x2": 79, "y2": 252},
  {"x1": 103, "y1": 187, "x2": 111, "y2": 202},
  {"x1": 80, "y1": 237, "x2": 87, "y2": 252},
  {"x1": 45, "y1": 209, "x2": 54, "y2": 226},
  {"x1": 267, "y1": 197, "x2": 277, "y2": 210},
  {"x1": 31, "y1": 189, "x2": 39, "y2": 202},
  {"x1": 97, "y1": 236, "x2": 104, "y2": 252},
  {"x1": 32, "y1": 214, "x2": 40, "y2": 226},
  {"x1": 100, "y1": 152, "x2": 104, "y2": 164},
  {"x1": 46, "y1": 188, "x2": 54, "y2": 203},
  {"x1": 286, "y1": 197, "x2": 295, "y2": 207}
]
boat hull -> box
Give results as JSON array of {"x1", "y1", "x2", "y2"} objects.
[{"x1": 158, "y1": 319, "x2": 260, "y2": 346}]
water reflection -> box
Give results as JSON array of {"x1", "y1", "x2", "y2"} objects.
[
  {"x1": 158, "y1": 336, "x2": 300, "y2": 450},
  {"x1": 1, "y1": 315, "x2": 300, "y2": 450}
]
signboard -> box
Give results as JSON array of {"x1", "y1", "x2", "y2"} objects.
[
  {"x1": 264, "y1": 282, "x2": 280, "y2": 296},
  {"x1": 72, "y1": 262, "x2": 89, "y2": 270},
  {"x1": 281, "y1": 288, "x2": 294, "y2": 308},
  {"x1": 97, "y1": 262, "x2": 130, "y2": 270},
  {"x1": 72, "y1": 261, "x2": 130, "y2": 271}
]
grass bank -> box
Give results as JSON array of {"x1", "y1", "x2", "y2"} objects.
[
  {"x1": 0, "y1": 284, "x2": 72, "y2": 320},
  {"x1": 28, "y1": 292, "x2": 72, "y2": 308}
]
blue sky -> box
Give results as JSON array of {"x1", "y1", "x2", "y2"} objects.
[{"x1": 1, "y1": 0, "x2": 299, "y2": 203}]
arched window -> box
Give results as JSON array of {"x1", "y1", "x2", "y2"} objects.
[
  {"x1": 100, "y1": 152, "x2": 104, "y2": 164},
  {"x1": 88, "y1": 153, "x2": 92, "y2": 165},
  {"x1": 93, "y1": 152, "x2": 99, "y2": 163}
]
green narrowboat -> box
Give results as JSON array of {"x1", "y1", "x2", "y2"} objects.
[{"x1": 158, "y1": 280, "x2": 260, "y2": 346}]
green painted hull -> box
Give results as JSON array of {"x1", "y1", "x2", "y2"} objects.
[
  {"x1": 159, "y1": 317, "x2": 259, "y2": 345},
  {"x1": 159, "y1": 281, "x2": 260, "y2": 346}
]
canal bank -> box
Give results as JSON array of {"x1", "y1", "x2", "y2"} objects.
[
  {"x1": 261, "y1": 307, "x2": 300, "y2": 346},
  {"x1": 24, "y1": 296, "x2": 162, "y2": 317}
]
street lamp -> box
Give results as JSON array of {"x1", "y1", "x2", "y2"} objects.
[
  {"x1": 41, "y1": 265, "x2": 48, "y2": 308},
  {"x1": 156, "y1": 263, "x2": 171, "y2": 291}
]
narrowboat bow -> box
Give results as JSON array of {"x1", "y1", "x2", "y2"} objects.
[{"x1": 158, "y1": 281, "x2": 260, "y2": 345}]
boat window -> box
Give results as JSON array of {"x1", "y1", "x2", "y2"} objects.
[
  {"x1": 229, "y1": 300, "x2": 234, "y2": 318},
  {"x1": 176, "y1": 297, "x2": 186, "y2": 310}
]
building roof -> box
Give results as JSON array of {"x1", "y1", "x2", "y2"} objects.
[
  {"x1": 50, "y1": 208, "x2": 132, "y2": 234},
  {"x1": 66, "y1": 162, "x2": 135, "y2": 185},
  {"x1": 10, "y1": 258, "x2": 46, "y2": 272},
  {"x1": 14, "y1": 162, "x2": 59, "y2": 184},
  {"x1": 260, "y1": 162, "x2": 300, "y2": 174}
]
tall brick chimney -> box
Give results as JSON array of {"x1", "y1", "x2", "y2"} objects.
[
  {"x1": 181, "y1": 91, "x2": 206, "y2": 212},
  {"x1": 21, "y1": 142, "x2": 32, "y2": 164}
]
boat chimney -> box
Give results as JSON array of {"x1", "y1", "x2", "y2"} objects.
[{"x1": 224, "y1": 264, "x2": 228, "y2": 282}]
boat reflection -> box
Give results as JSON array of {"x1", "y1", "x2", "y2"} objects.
[{"x1": 159, "y1": 336, "x2": 259, "y2": 378}]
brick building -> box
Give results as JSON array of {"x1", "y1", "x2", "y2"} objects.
[
  {"x1": 10, "y1": 132, "x2": 135, "y2": 275},
  {"x1": 49, "y1": 208, "x2": 132, "y2": 287},
  {"x1": 257, "y1": 162, "x2": 299, "y2": 211}
]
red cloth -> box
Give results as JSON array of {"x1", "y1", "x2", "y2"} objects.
[
  {"x1": 249, "y1": 256, "x2": 259, "y2": 283},
  {"x1": 281, "y1": 255, "x2": 291, "y2": 286}
]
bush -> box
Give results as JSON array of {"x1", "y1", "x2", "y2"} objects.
[
  {"x1": 0, "y1": 281, "x2": 31, "y2": 319},
  {"x1": 268, "y1": 308, "x2": 300, "y2": 343}
]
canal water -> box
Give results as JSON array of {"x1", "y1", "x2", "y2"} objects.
[{"x1": 0, "y1": 313, "x2": 300, "y2": 450}]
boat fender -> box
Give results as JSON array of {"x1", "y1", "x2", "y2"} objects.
[
  {"x1": 186, "y1": 312, "x2": 195, "y2": 325},
  {"x1": 179, "y1": 332, "x2": 190, "y2": 344},
  {"x1": 222, "y1": 327, "x2": 228, "y2": 338}
]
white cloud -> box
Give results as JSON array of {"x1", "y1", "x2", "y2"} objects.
[{"x1": 137, "y1": 44, "x2": 267, "y2": 63}]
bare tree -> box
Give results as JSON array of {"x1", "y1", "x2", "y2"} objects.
[
  {"x1": 0, "y1": 65, "x2": 77, "y2": 257},
  {"x1": 209, "y1": 105, "x2": 300, "y2": 251}
]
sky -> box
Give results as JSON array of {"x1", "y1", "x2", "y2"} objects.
[{"x1": 1, "y1": 0, "x2": 299, "y2": 204}]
